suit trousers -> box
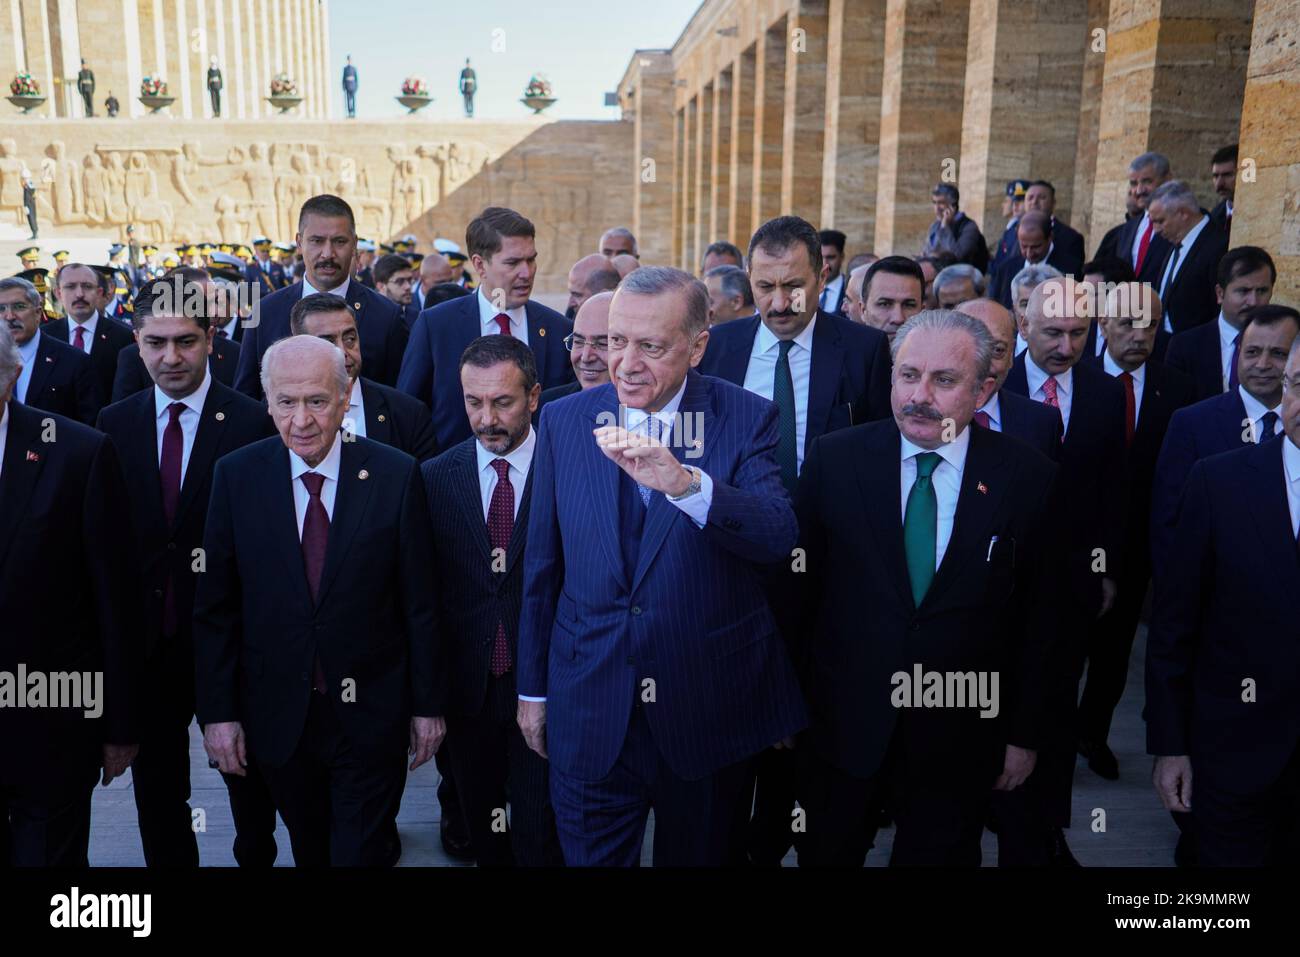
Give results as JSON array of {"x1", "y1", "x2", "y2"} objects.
[
  {"x1": 447, "y1": 670, "x2": 562, "y2": 867},
  {"x1": 741, "y1": 745, "x2": 802, "y2": 866},
  {"x1": 0, "y1": 762, "x2": 97, "y2": 866},
  {"x1": 550, "y1": 699, "x2": 754, "y2": 866},
  {"x1": 132, "y1": 718, "x2": 199, "y2": 867},
  {"x1": 1078, "y1": 568, "x2": 1150, "y2": 744},
  {"x1": 259, "y1": 692, "x2": 406, "y2": 867},
  {"x1": 1195, "y1": 744, "x2": 1300, "y2": 866},
  {"x1": 220, "y1": 759, "x2": 279, "y2": 867}
]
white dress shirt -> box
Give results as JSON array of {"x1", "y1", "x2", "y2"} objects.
[
  {"x1": 742, "y1": 313, "x2": 817, "y2": 473},
  {"x1": 15, "y1": 329, "x2": 39, "y2": 404},
  {"x1": 1284, "y1": 436, "x2": 1300, "y2": 539},
  {"x1": 289, "y1": 432, "x2": 342, "y2": 537},
  {"x1": 303, "y1": 275, "x2": 351, "y2": 300},
  {"x1": 975, "y1": 391, "x2": 1003, "y2": 432},
  {"x1": 69, "y1": 311, "x2": 100, "y2": 354},
  {"x1": 476, "y1": 425, "x2": 535, "y2": 521},
  {"x1": 1102, "y1": 353, "x2": 1146, "y2": 430},
  {"x1": 1239, "y1": 386, "x2": 1283, "y2": 444},
  {"x1": 622, "y1": 377, "x2": 713, "y2": 527},
  {"x1": 899, "y1": 425, "x2": 970, "y2": 570},
  {"x1": 217, "y1": 316, "x2": 240, "y2": 340},
  {"x1": 476, "y1": 286, "x2": 529, "y2": 345},
  {"x1": 819, "y1": 274, "x2": 844, "y2": 313},
  {"x1": 344, "y1": 378, "x2": 367, "y2": 439},
  {"x1": 1218, "y1": 312, "x2": 1239, "y2": 392},
  {"x1": 1024, "y1": 353, "x2": 1075, "y2": 433},
  {"x1": 0, "y1": 402, "x2": 8, "y2": 482},
  {"x1": 153, "y1": 369, "x2": 212, "y2": 483}
]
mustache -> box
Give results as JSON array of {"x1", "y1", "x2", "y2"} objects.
[
  {"x1": 766, "y1": 308, "x2": 798, "y2": 319},
  {"x1": 900, "y1": 402, "x2": 944, "y2": 421},
  {"x1": 475, "y1": 427, "x2": 509, "y2": 437}
]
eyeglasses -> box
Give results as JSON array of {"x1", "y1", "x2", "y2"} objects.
[
  {"x1": 0, "y1": 301, "x2": 35, "y2": 315},
  {"x1": 563, "y1": 334, "x2": 609, "y2": 353}
]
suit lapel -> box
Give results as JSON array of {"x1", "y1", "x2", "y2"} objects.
[
  {"x1": 1004, "y1": 355, "x2": 1029, "y2": 398},
  {"x1": 361, "y1": 380, "x2": 393, "y2": 447},
  {"x1": 1243, "y1": 440, "x2": 1300, "y2": 576},
  {"x1": 265, "y1": 442, "x2": 313, "y2": 607},
  {"x1": 925, "y1": 428, "x2": 1008, "y2": 605},
  {"x1": 507, "y1": 470, "x2": 534, "y2": 569},
  {"x1": 454, "y1": 440, "x2": 493, "y2": 564},
  {"x1": 805, "y1": 314, "x2": 844, "y2": 456},
  {"x1": 855, "y1": 424, "x2": 912, "y2": 609},
  {"x1": 586, "y1": 385, "x2": 629, "y2": 591},
  {"x1": 315, "y1": 440, "x2": 374, "y2": 607},
  {"x1": 0, "y1": 404, "x2": 48, "y2": 572},
  {"x1": 717, "y1": 315, "x2": 759, "y2": 385},
  {"x1": 25, "y1": 335, "x2": 58, "y2": 403},
  {"x1": 126, "y1": 390, "x2": 166, "y2": 536},
  {"x1": 526, "y1": 302, "x2": 552, "y2": 386},
  {"x1": 175, "y1": 381, "x2": 230, "y2": 526}
]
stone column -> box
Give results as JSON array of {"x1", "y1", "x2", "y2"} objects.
[
  {"x1": 729, "y1": 44, "x2": 756, "y2": 245},
  {"x1": 875, "y1": 0, "x2": 970, "y2": 255},
  {"x1": 624, "y1": 51, "x2": 675, "y2": 266},
  {"x1": 194, "y1": 0, "x2": 211, "y2": 118},
  {"x1": 168, "y1": 0, "x2": 190, "y2": 118},
  {"x1": 683, "y1": 95, "x2": 698, "y2": 271},
  {"x1": 673, "y1": 106, "x2": 684, "y2": 268},
  {"x1": 782, "y1": 0, "x2": 829, "y2": 223},
  {"x1": 753, "y1": 16, "x2": 788, "y2": 232},
  {"x1": 17, "y1": 0, "x2": 57, "y2": 117},
  {"x1": 1, "y1": 1, "x2": 21, "y2": 89},
  {"x1": 79, "y1": 0, "x2": 134, "y2": 119},
  {"x1": 318, "y1": 0, "x2": 331, "y2": 119},
  {"x1": 1234, "y1": 0, "x2": 1299, "y2": 301},
  {"x1": 958, "y1": 0, "x2": 1089, "y2": 245},
  {"x1": 1069, "y1": 0, "x2": 1110, "y2": 245},
  {"x1": 51, "y1": 0, "x2": 82, "y2": 118},
  {"x1": 822, "y1": 0, "x2": 886, "y2": 246},
  {"x1": 1087, "y1": 0, "x2": 1255, "y2": 252},
  {"x1": 711, "y1": 66, "x2": 733, "y2": 244},
  {"x1": 696, "y1": 83, "x2": 714, "y2": 267},
  {"x1": 258, "y1": 0, "x2": 272, "y2": 116}
]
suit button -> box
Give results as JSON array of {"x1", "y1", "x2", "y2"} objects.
[
  {"x1": 153, "y1": 588, "x2": 164, "y2": 598},
  {"x1": 631, "y1": 606, "x2": 642, "y2": 616}
]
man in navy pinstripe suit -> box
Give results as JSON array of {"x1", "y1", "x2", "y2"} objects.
[{"x1": 517, "y1": 266, "x2": 807, "y2": 866}]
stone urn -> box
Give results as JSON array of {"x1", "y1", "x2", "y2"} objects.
[
  {"x1": 6, "y1": 94, "x2": 46, "y2": 114},
  {"x1": 266, "y1": 94, "x2": 304, "y2": 114},
  {"x1": 396, "y1": 94, "x2": 434, "y2": 115},
  {"x1": 139, "y1": 94, "x2": 176, "y2": 114},
  {"x1": 521, "y1": 95, "x2": 556, "y2": 115}
]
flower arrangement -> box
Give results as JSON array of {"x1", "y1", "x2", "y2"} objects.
[
  {"x1": 270, "y1": 73, "x2": 297, "y2": 97},
  {"x1": 401, "y1": 76, "x2": 429, "y2": 97},
  {"x1": 523, "y1": 74, "x2": 553, "y2": 98},
  {"x1": 141, "y1": 75, "x2": 168, "y2": 97},
  {"x1": 10, "y1": 72, "x2": 41, "y2": 97}
]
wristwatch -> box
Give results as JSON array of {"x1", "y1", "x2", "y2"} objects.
[{"x1": 669, "y1": 466, "x2": 703, "y2": 500}]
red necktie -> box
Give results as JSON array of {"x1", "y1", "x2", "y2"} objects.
[
  {"x1": 1119, "y1": 371, "x2": 1136, "y2": 447},
  {"x1": 73, "y1": 324, "x2": 86, "y2": 351},
  {"x1": 159, "y1": 402, "x2": 185, "y2": 635},
  {"x1": 973, "y1": 410, "x2": 991, "y2": 429},
  {"x1": 1135, "y1": 220, "x2": 1154, "y2": 274},
  {"x1": 300, "y1": 472, "x2": 330, "y2": 692},
  {"x1": 486, "y1": 459, "x2": 514, "y2": 676},
  {"x1": 494, "y1": 313, "x2": 512, "y2": 337},
  {"x1": 1041, "y1": 376, "x2": 1060, "y2": 409}
]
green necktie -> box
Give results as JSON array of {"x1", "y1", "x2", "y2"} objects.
[
  {"x1": 774, "y1": 339, "x2": 797, "y2": 493},
  {"x1": 903, "y1": 452, "x2": 942, "y2": 607}
]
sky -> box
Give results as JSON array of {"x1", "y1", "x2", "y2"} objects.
[{"x1": 327, "y1": 0, "x2": 701, "y2": 121}]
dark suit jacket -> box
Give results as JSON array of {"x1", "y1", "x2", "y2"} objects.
[
  {"x1": 1050, "y1": 218, "x2": 1086, "y2": 273},
  {"x1": 1209, "y1": 199, "x2": 1232, "y2": 237},
  {"x1": 794, "y1": 420, "x2": 1058, "y2": 780},
  {"x1": 1093, "y1": 218, "x2": 1131, "y2": 263},
  {"x1": 42, "y1": 313, "x2": 133, "y2": 414},
  {"x1": 95, "y1": 381, "x2": 274, "y2": 717},
  {"x1": 422, "y1": 437, "x2": 533, "y2": 716},
  {"x1": 537, "y1": 379, "x2": 581, "y2": 415},
  {"x1": 991, "y1": 220, "x2": 1019, "y2": 269},
  {"x1": 0, "y1": 402, "x2": 140, "y2": 792},
  {"x1": 1149, "y1": 388, "x2": 1267, "y2": 580},
  {"x1": 397, "y1": 293, "x2": 574, "y2": 451},
  {"x1": 995, "y1": 388, "x2": 1063, "y2": 462},
  {"x1": 1146, "y1": 438, "x2": 1299, "y2": 791},
  {"x1": 193, "y1": 435, "x2": 442, "y2": 767},
  {"x1": 1004, "y1": 354, "x2": 1128, "y2": 609},
  {"x1": 989, "y1": 244, "x2": 1083, "y2": 308},
  {"x1": 517, "y1": 371, "x2": 807, "y2": 781},
  {"x1": 111, "y1": 337, "x2": 241, "y2": 403},
  {"x1": 1164, "y1": 319, "x2": 1227, "y2": 401},
  {"x1": 234, "y1": 281, "x2": 409, "y2": 400},
  {"x1": 21, "y1": 332, "x2": 100, "y2": 426},
  {"x1": 1152, "y1": 219, "x2": 1228, "y2": 334},
  {"x1": 359, "y1": 377, "x2": 436, "y2": 462},
  {"x1": 1110, "y1": 214, "x2": 1172, "y2": 284},
  {"x1": 399, "y1": 300, "x2": 421, "y2": 332},
  {"x1": 697, "y1": 311, "x2": 893, "y2": 462},
  {"x1": 819, "y1": 275, "x2": 847, "y2": 316}
]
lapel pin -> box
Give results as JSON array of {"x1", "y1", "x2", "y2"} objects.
[
  {"x1": 977, "y1": 481, "x2": 988, "y2": 494},
  {"x1": 353, "y1": 302, "x2": 361, "y2": 310},
  {"x1": 377, "y1": 413, "x2": 386, "y2": 422},
  {"x1": 26, "y1": 450, "x2": 40, "y2": 462},
  {"x1": 215, "y1": 411, "x2": 225, "y2": 421},
  {"x1": 45, "y1": 355, "x2": 53, "y2": 363},
  {"x1": 538, "y1": 327, "x2": 546, "y2": 337},
  {"x1": 358, "y1": 469, "x2": 369, "y2": 480}
]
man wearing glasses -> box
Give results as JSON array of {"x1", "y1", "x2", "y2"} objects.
[
  {"x1": 0, "y1": 277, "x2": 99, "y2": 425},
  {"x1": 539, "y1": 291, "x2": 613, "y2": 413}
]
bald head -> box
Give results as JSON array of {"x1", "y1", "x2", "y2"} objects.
[
  {"x1": 1022, "y1": 277, "x2": 1091, "y2": 374},
  {"x1": 956, "y1": 298, "x2": 1016, "y2": 388},
  {"x1": 1017, "y1": 211, "x2": 1053, "y2": 265},
  {"x1": 611, "y1": 254, "x2": 640, "y2": 279},
  {"x1": 843, "y1": 263, "x2": 871, "y2": 324},
  {"x1": 567, "y1": 254, "x2": 621, "y2": 316},
  {"x1": 570, "y1": 289, "x2": 614, "y2": 389},
  {"x1": 420, "y1": 253, "x2": 455, "y2": 293}
]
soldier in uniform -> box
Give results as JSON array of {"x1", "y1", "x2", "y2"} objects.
[
  {"x1": 343, "y1": 55, "x2": 359, "y2": 118},
  {"x1": 208, "y1": 57, "x2": 224, "y2": 117},
  {"x1": 459, "y1": 58, "x2": 477, "y2": 117},
  {"x1": 356, "y1": 239, "x2": 377, "y2": 287},
  {"x1": 77, "y1": 59, "x2": 96, "y2": 116},
  {"x1": 105, "y1": 91, "x2": 120, "y2": 117},
  {"x1": 22, "y1": 173, "x2": 37, "y2": 239}
]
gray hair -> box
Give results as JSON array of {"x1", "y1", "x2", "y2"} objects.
[
  {"x1": 890, "y1": 308, "x2": 995, "y2": 387},
  {"x1": 259, "y1": 334, "x2": 349, "y2": 400},
  {"x1": 600, "y1": 227, "x2": 638, "y2": 256},
  {"x1": 1148, "y1": 179, "x2": 1199, "y2": 214},
  {"x1": 933, "y1": 263, "x2": 986, "y2": 300},
  {"x1": 0, "y1": 276, "x2": 43, "y2": 311},
  {"x1": 616, "y1": 265, "x2": 710, "y2": 336},
  {"x1": 1130, "y1": 151, "x2": 1171, "y2": 178},
  {"x1": 704, "y1": 264, "x2": 754, "y2": 308},
  {"x1": 0, "y1": 321, "x2": 20, "y2": 391},
  {"x1": 1011, "y1": 262, "x2": 1064, "y2": 302}
]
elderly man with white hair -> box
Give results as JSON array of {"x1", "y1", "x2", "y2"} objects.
[
  {"x1": 933, "y1": 263, "x2": 986, "y2": 309},
  {"x1": 1009, "y1": 262, "x2": 1064, "y2": 357},
  {"x1": 1146, "y1": 179, "x2": 1229, "y2": 334},
  {"x1": 194, "y1": 333, "x2": 445, "y2": 867}
]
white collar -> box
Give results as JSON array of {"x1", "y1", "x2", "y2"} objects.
[
  {"x1": 755, "y1": 312, "x2": 818, "y2": 355},
  {"x1": 1102, "y1": 352, "x2": 1145, "y2": 384},
  {"x1": 348, "y1": 377, "x2": 363, "y2": 408},
  {"x1": 1238, "y1": 385, "x2": 1281, "y2": 423},
  {"x1": 288, "y1": 431, "x2": 343, "y2": 483},
  {"x1": 17, "y1": 328, "x2": 40, "y2": 360},
  {"x1": 1284, "y1": 435, "x2": 1300, "y2": 489},
  {"x1": 1024, "y1": 353, "x2": 1073, "y2": 397},
  {"x1": 977, "y1": 390, "x2": 1002, "y2": 425},
  {"x1": 475, "y1": 425, "x2": 537, "y2": 476},
  {"x1": 302, "y1": 274, "x2": 350, "y2": 299},
  {"x1": 70, "y1": 311, "x2": 100, "y2": 334},
  {"x1": 899, "y1": 420, "x2": 972, "y2": 473},
  {"x1": 153, "y1": 366, "x2": 212, "y2": 419},
  {"x1": 1173, "y1": 214, "x2": 1210, "y2": 253},
  {"x1": 624, "y1": 377, "x2": 689, "y2": 433},
  {"x1": 1217, "y1": 311, "x2": 1240, "y2": 346},
  {"x1": 477, "y1": 286, "x2": 526, "y2": 327}
]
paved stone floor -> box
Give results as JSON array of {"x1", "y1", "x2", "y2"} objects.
[{"x1": 89, "y1": 628, "x2": 1177, "y2": 867}]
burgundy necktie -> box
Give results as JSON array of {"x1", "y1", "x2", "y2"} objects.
[
  {"x1": 486, "y1": 459, "x2": 514, "y2": 676},
  {"x1": 1041, "y1": 376, "x2": 1060, "y2": 409},
  {"x1": 1119, "y1": 371, "x2": 1136, "y2": 447},
  {"x1": 973, "y1": 410, "x2": 991, "y2": 429},
  {"x1": 1135, "y1": 220, "x2": 1154, "y2": 274},
  {"x1": 494, "y1": 313, "x2": 512, "y2": 337},
  {"x1": 73, "y1": 324, "x2": 86, "y2": 351},
  {"x1": 159, "y1": 402, "x2": 185, "y2": 635},
  {"x1": 300, "y1": 472, "x2": 330, "y2": 693},
  {"x1": 1228, "y1": 332, "x2": 1240, "y2": 391}
]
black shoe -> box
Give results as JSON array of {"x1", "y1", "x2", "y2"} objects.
[
  {"x1": 1078, "y1": 738, "x2": 1120, "y2": 781},
  {"x1": 440, "y1": 814, "x2": 475, "y2": 862},
  {"x1": 1048, "y1": 828, "x2": 1081, "y2": 867}
]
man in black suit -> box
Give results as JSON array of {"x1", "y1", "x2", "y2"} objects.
[
  {"x1": 46, "y1": 262, "x2": 133, "y2": 415},
  {"x1": 289, "y1": 293, "x2": 436, "y2": 462},
  {"x1": 859, "y1": 256, "x2": 925, "y2": 343},
  {"x1": 1208, "y1": 144, "x2": 1237, "y2": 238},
  {"x1": 372, "y1": 253, "x2": 420, "y2": 331},
  {"x1": 989, "y1": 212, "x2": 1082, "y2": 308},
  {"x1": 96, "y1": 276, "x2": 275, "y2": 867},
  {"x1": 1147, "y1": 180, "x2": 1229, "y2": 335},
  {"x1": 1002, "y1": 277, "x2": 1128, "y2": 864},
  {"x1": 1023, "y1": 181, "x2": 1085, "y2": 274},
  {"x1": 196, "y1": 334, "x2": 446, "y2": 866},
  {"x1": 234, "y1": 194, "x2": 409, "y2": 400},
  {"x1": 1146, "y1": 334, "x2": 1300, "y2": 865},
  {"x1": 1, "y1": 276, "x2": 99, "y2": 425},
  {"x1": 1076, "y1": 285, "x2": 1195, "y2": 780},
  {"x1": 1106, "y1": 152, "x2": 1173, "y2": 283},
  {"x1": 397, "y1": 207, "x2": 574, "y2": 450},
  {"x1": 817, "y1": 230, "x2": 848, "y2": 316},
  {"x1": 1164, "y1": 246, "x2": 1275, "y2": 401},
  {"x1": 422, "y1": 336, "x2": 563, "y2": 867},
  {"x1": 795, "y1": 308, "x2": 1057, "y2": 866},
  {"x1": 956, "y1": 298, "x2": 1062, "y2": 461},
  {"x1": 1093, "y1": 184, "x2": 1140, "y2": 264},
  {"x1": 0, "y1": 324, "x2": 140, "y2": 866},
  {"x1": 538, "y1": 290, "x2": 612, "y2": 413}
]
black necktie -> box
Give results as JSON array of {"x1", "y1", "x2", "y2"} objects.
[
  {"x1": 773, "y1": 339, "x2": 797, "y2": 493},
  {"x1": 1259, "y1": 411, "x2": 1279, "y2": 444}
]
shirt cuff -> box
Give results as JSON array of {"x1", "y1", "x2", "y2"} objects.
[
  {"x1": 517, "y1": 695, "x2": 547, "y2": 703},
  {"x1": 667, "y1": 469, "x2": 712, "y2": 528}
]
